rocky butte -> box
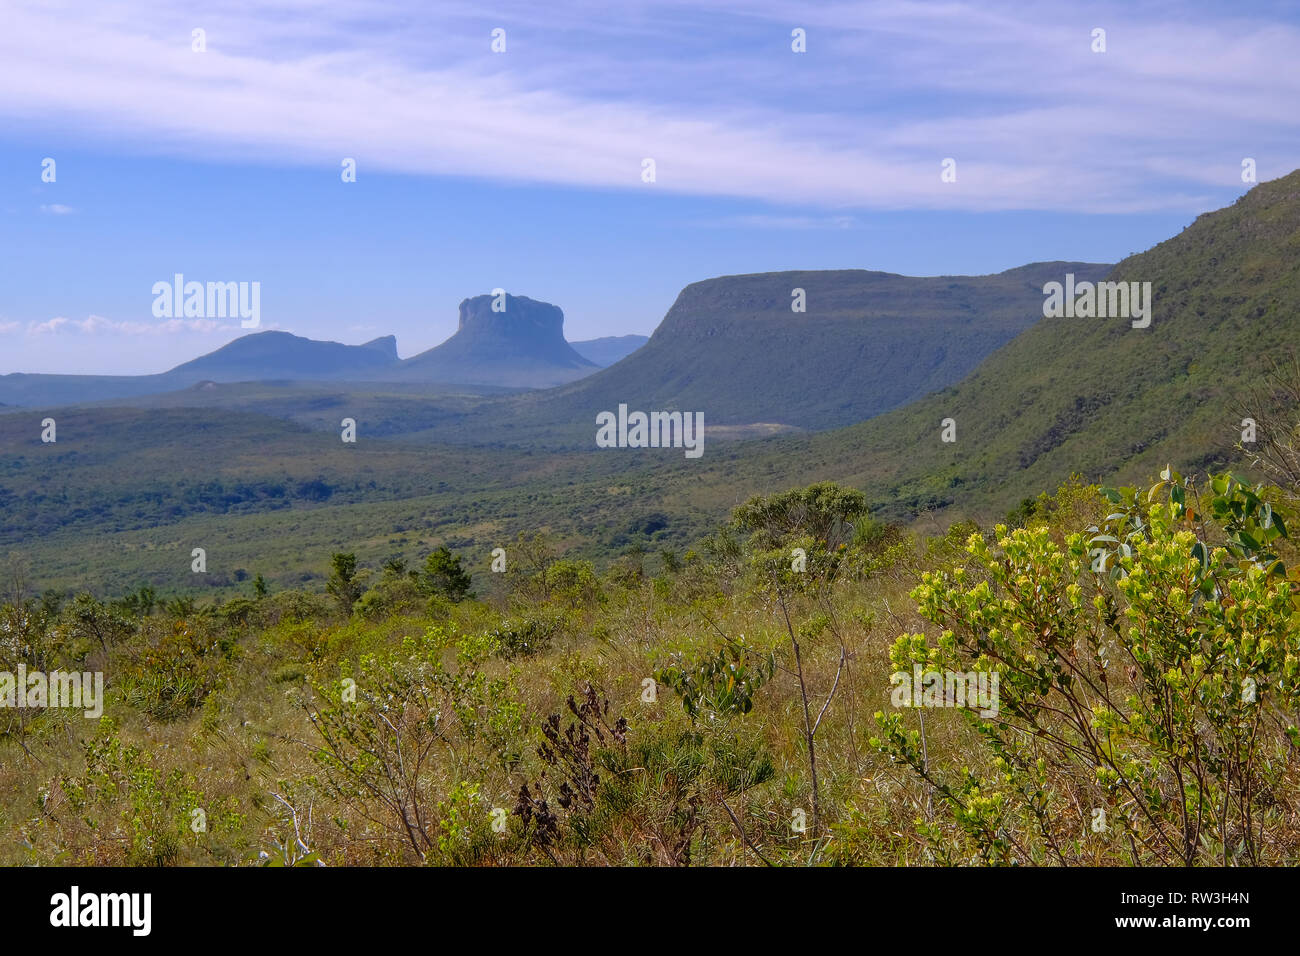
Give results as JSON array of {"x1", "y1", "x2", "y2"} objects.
[{"x1": 390, "y1": 293, "x2": 599, "y2": 388}]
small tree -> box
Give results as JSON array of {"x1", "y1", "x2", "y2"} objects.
[
  {"x1": 418, "y1": 547, "x2": 474, "y2": 603},
  {"x1": 506, "y1": 532, "x2": 558, "y2": 604},
  {"x1": 725, "y1": 482, "x2": 868, "y2": 840},
  {"x1": 113, "y1": 584, "x2": 157, "y2": 619},
  {"x1": 325, "y1": 552, "x2": 364, "y2": 616},
  {"x1": 541, "y1": 558, "x2": 600, "y2": 610},
  {"x1": 732, "y1": 481, "x2": 867, "y2": 553},
  {"x1": 300, "y1": 638, "x2": 448, "y2": 862},
  {"x1": 64, "y1": 593, "x2": 131, "y2": 653}
]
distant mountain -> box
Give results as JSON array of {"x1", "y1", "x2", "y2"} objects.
[
  {"x1": 646, "y1": 170, "x2": 1300, "y2": 523},
  {"x1": 17, "y1": 266, "x2": 1113, "y2": 434},
  {"x1": 487, "y1": 262, "x2": 1113, "y2": 440},
  {"x1": 0, "y1": 298, "x2": 608, "y2": 406},
  {"x1": 0, "y1": 265, "x2": 1095, "y2": 415},
  {"x1": 167, "y1": 331, "x2": 400, "y2": 380},
  {"x1": 0, "y1": 331, "x2": 406, "y2": 408},
  {"x1": 570, "y1": 334, "x2": 649, "y2": 367},
  {"x1": 385, "y1": 294, "x2": 598, "y2": 388}
]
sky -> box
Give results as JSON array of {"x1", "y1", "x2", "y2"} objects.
[{"x1": 1, "y1": 0, "x2": 1298, "y2": 374}]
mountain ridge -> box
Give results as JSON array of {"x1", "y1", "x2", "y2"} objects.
[
  {"x1": 476, "y1": 261, "x2": 1114, "y2": 439},
  {"x1": 0, "y1": 298, "x2": 611, "y2": 405},
  {"x1": 670, "y1": 172, "x2": 1300, "y2": 522}
]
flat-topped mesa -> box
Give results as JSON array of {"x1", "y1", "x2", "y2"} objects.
[
  {"x1": 529, "y1": 262, "x2": 1114, "y2": 432},
  {"x1": 392, "y1": 292, "x2": 597, "y2": 387},
  {"x1": 460, "y1": 292, "x2": 559, "y2": 331},
  {"x1": 451, "y1": 294, "x2": 571, "y2": 354}
]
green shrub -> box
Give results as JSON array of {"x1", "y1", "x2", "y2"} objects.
[
  {"x1": 119, "y1": 621, "x2": 233, "y2": 721},
  {"x1": 489, "y1": 613, "x2": 561, "y2": 659},
  {"x1": 656, "y1": 642, "x2": 775, "y2": 723},
  {"x1": 873, "y1": 470, "x2": 1300, "y2": 865}
]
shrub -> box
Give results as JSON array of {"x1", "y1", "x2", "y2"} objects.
[
  {"x1": 656, "y1": 642, "x2": 776, "y2": 724},
  {"x1": 119, "y1": 620, "x2": 234, "y2": 721},
  {"x1": 873, "y1": 470, "x2": 1300, "y2": 865},
  {"x1": 57, "y1": 721, "x2": 211, "y2": 866},
  {"x1": 540, "y1": 559, "x2": 602, "y2": 610},
  {"x1": 490, "y1": 613, "x2": 561, "y2": 659}
]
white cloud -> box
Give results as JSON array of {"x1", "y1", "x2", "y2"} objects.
[
  {"x1": 26, "y1": 315, "x2": 237, "y2": 336},
  {"x1": 0, "y1": 0, "x2": 1296, "y2": 212},
  {"x1": 39, "y1": 204, "x2": 75, "y2": 215}
]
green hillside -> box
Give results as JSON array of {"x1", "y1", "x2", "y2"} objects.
[
  {"x1": 455, "y1": 170, "x2": 1298, "y2": 533},
  {"x1": 490, "y1": 261, "x2": 1112, "y2": 439},
  {"x1": 2, "y1": 174, "x2": 1296, "y2": 596},
  {"x1": 778, "y1": 169, "x2": 1300, "y2": 519}
]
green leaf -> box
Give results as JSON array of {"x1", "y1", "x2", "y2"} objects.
[{"x1": 1190, "y1": 541, "x2": 1209, "y2": 572}]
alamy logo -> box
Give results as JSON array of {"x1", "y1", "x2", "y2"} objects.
[
  {"x1": 0, "y1": 666, "x2": 103, "y2": 718},
  {"x1": 1042, "y1": 273, "x2": 1151, "y2": 329},
  {"x1": 152, "y1": 274, "x2": 260, "y2": 328},
  {"x1": 890, "y1": 665, "x2": 999, "y2": 718},
  {"x1": 50, "y1": 886, "x2": 151, "y2": 936},
  {"x1": 596, "y1": 404, "x2": 704, "y2": 458}
]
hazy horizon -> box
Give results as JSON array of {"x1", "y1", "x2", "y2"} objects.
[{"x1": 4, "y1": 0, "x2": 1298, "y2": 374}]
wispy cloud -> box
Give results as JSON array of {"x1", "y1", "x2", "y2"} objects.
[
  {"x1": 1, "y1": 1, "x2": 1296, "y2": 211},
  {"x1": 39, "y1": 203, "x2": 75, "y2": 215},
  {"x1": 24, "y1": 315, "x2": 237, "y2": 336}
]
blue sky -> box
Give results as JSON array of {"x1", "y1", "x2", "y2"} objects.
[{"x1": 2, "y1": 0, "x2": 1297, "y2": 374}]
